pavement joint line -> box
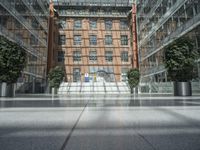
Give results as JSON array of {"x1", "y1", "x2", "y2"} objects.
[
  {"x1": 59, "y1": 100, "x2": 89, "y2": 150},
  {"x1": 132, "y1": 114, "x2": 158, "y2": 150},
  {"x1": 131, "y1": 109, "x2": 158, "y2": 150},
  {"x1": 137, "y1": 132, "x2": 158, "y2": 150}
]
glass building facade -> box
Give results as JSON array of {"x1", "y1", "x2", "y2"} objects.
[
  {"x1": 0, "y1": 0, "x2": 49, "y2": 93},
  {"x1": 136, "y1": 0, "x2": 200, "y2": 93}
]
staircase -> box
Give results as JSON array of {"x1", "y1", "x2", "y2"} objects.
[{"x1": 58, "y1": 82, "x2": 130, "y2": 94}]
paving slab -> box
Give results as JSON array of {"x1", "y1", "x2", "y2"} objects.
[{"x1": 0, "y1": 95, "x2": 200, "y2": 150}]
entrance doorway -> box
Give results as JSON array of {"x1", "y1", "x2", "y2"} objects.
[{"x1": 73, "y1": 68, "x2": 81, "y2": 82}]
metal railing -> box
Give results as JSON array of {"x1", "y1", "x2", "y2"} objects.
[
  {"x1": 54, "y1": 1, "x2": 132, "y2": 7},
  {"x1": 58, "y1": 11, "x2": 128, "y2": 18},
  {"x1": 0, "y1": 24, "x2": 44, "y2": 60},
  {"x1": 138, "y1": 0, "x2": 187, "y2": 46},
  {"x1": 138, "y1": 0, "x2": 162, "y2": 31},
  {"x1": 142, "y1": 12, "x2": 200, "y2": 61},
  {"x1": 142, "y1": 65, "x2": 165, "y2": 77},
  {"x1": 140, "y1": 82, "x2": 173, "y2": 93},
  {"x1": 21, "y1": 0, "x2": 47, "y2": 32},
  {"x1": 37, "y1": 0, "x2": 49, "y2": 17}
]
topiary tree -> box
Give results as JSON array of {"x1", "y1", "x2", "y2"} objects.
[
  {"x1": 127, "y1": 68, "x2": 140, "y2": 94},
  {"x1": 0, "y1": 35, "x2": 26, "y2": 83},
  {"x1": 48, "y1": 66, "x2": 65, "y2": 89},
  {"x1": 164, "y1": 37, "x2": 199, "y2": 82}
]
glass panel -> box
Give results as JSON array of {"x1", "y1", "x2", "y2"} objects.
[
  {"x1": 105, "y1": 35, "x2": 112, "y2": 45},
  {"x1": 30, "y1": 34, "x2": 38, "y2": 45},
  {"x1": 89, "y1": 51, "x2": 97, "y2": 61},
  {"x1": 89, "y1": 19, "x2": 97, "y2": 29},
  {"x1": 105, "y1": 20, "x2": 112, "y2": 30},
  {"x1": 121, "y1": 51, "x2": 128, "y2": 62},
  {"x1": 73, "y1": 68, "x2": 81, "y2": 82},
  {"x1": 59, "y1": 18, "x2": 66, "y2": 29},
  {"x1": 57, "y1": 51, "x2": 65, "y2": 62},
  {"x1": 120, "y1": 20, "x2": 128, "y2": 29},
  {"x1": 74, "y1": 35, "x2": 82, "y2": 45},
  {"x1": 58, "y1": 35, "x2": 66, "y2": 45},
  {"x1": 73, "y1": 51, "x2": 81, "y2": 61},
  {"x1": 121, "y1": 35, "x2": 128, "y2": 45},
  {"x1": 105, "y1": 51, "x2": 113, "y2": 62},
  {"x1": 74, "y1": 20, "x2": 82, "y2": 29},
  {"x1": 89, "y1": 35, "x2": 97, "y2": 45}
]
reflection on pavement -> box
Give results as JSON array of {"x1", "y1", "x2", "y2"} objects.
[{"x1": 0, "y1": 95, "x2": 200, "y2": 108}]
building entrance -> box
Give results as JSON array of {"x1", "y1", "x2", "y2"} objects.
[{"x1": 73, "y1": 68, "x2": 81, "y2": 82}]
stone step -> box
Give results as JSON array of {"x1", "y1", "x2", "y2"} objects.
[{"x1": 58, "y1": 82, "x2": 130, "y2": 94}]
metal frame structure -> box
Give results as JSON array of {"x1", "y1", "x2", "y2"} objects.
[
  {"x1": 0, "y1": 0, "x2": 49, "y2": 93},
  {"x1": 137, "y1": 0, "x2": 200, "y2": 93}
]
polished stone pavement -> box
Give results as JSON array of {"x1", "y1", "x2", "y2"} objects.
[{"x1": 0, "y1": 94, "x2": 200, "y2": 150}]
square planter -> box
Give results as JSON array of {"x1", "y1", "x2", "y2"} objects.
[
  {"x1": 173, "y1": 82, "x2": 192, "y2": 96},
  {"x1": 0, "y1": 82, "x2": 15, "y2": 97}
]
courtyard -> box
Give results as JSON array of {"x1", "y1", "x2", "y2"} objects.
[{"x1": 0, "y1": 94, "x2": 200, "y2": 150}]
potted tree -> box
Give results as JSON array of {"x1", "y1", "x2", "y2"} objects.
[
  {"x1": 0, "y1": 35, "x2": 26, "y2": 97},
  {"x1": 164, "y1": 37, "x2": 199, "y2": 96},
  {"x1": 48, "y1": 66, "x2": 65, "y2": 94},
  {"x1": 127, "y1": 68, "x2": 140, "y2": 94}
]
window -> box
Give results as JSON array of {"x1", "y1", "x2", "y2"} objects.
[
  {"x1": 73, "y1": 51, "x2": 81, "y2": 62},
  {"x1": 15, "y1": 20, "x2": 21, "y2": 29},
  {"x1": 0, "y1": 17, "x2": 7, "y2": 26},
  {"x1": 89, "y1": 19, "x2": 97, "y2": 29},
  {"x1": 29, "y1": 55, "x2": 37, "y2": 62},
  {"x1": 89, "y1": 35, "x2": 97, "y2": 45},
  {"x1": 57, "y1": 51, "x2": 65, "y2": 62},
  {"x1": 105, "y1": 35, "x2": 112, "y2": 45},
  {"x1": 89, "y1": 51, "x2": 97, "y2": 61},
  {"x1": 121, "y1": 35, "x2": 128, "y2": 45},
  {"x1": 16, "y1": 33, "x2": 23, "y2": 40},
  {"x1": 105, "y1": 20, "x2": 112, "y2": 30},
  {"x1": 74, "y1": 35, "x2": 81, "y2": 45},
  {"x1": 74, "y1": 20, "x2": 82, "y2": 29},
  {"x1": 30, "y1": 34, "x2": 38, "y2": 45},
  {"x1": 105, "y1": 51, "x2": 113, "y2": 62},
  {"x1": 121, "y1": 68, "x2": 128, "y2": 81},
  {"x1": 58, "y1": 35, "x2": 66, "y2": 45},
  {"x1": 120, "y1": 20, "x2": 128, "y2": 29},
  {"x1": 59, "y1": 18, "x2": 66, "y2": 29},
  {"x1": 32, "y1": 18, "x2": 38, "y2": 28},
  {"x1": 73, "y1": 68, "x2": 81, "y2": 82},
  {"x1": 121, "y1": 51, "x2": 128, "y2": 62}
]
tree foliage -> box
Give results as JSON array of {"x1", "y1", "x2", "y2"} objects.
[
  {"x1": 48, "y1": 66, "x2": 65, "y2": 88},
  {"x1": 0, "y1": 35, "x2": 26, "y2": 83},
  {"x1": 127, "y1": 68, "x2": 140, "y2": 93},
  {"x1": 164, "y1": 38, "x2": 199, "y2": 82}
]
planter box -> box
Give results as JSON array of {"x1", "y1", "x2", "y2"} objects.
[
  {"x1": 0, "y1": 82, "x2": 15, "y2": 97},
  {"x1": 173, "y1": 82, "x2": 192, "y2": 96}
]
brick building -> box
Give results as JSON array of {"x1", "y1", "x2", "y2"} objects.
[{"x1": 49, "y1": 0, "x2": 137, "y2": 83}]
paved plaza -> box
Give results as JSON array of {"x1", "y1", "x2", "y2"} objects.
[{"x1": 0, "y1": 94, "x2": 200, "y2": 150}]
